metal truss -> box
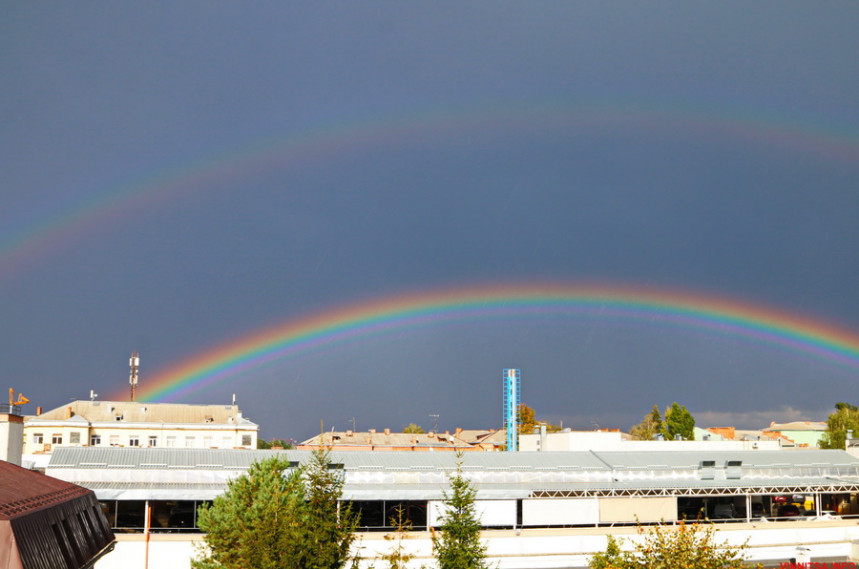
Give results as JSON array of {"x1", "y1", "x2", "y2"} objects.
[{"x1": 531, "y1": 483, "x2": 859, "y2": 498}]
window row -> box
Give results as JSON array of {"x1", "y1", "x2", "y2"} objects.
[{"x1": 30, "y1": 433, "x2": 251, "y2": 448}]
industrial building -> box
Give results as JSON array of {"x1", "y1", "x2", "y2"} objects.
[
  {"x1": 46, "y1": 446, "x2": 859, "y2": 532},
  {"x1": 36, "y1": 445, "x2": 859, "y2": 568}
]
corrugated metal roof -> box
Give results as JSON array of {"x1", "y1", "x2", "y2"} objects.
[
  {"x1": 50, "y1": 446, "x2": 859, "y2": 471},
  {"x1": 47, "y1": 447, "x2": 859, "y2": 503}
]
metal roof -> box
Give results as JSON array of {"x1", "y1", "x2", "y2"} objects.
[{"x1": 47, "y1": 447, "x2": 859, "y2": 502}]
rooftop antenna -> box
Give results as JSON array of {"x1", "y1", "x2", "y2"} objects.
[
  {"x1": 129, "y1": 351, "x2": 140, "y2": 402},
  {"x1": 232, "y1": 393, "x2": 236, "y2": 406},
  {"x1": 429, "y1": 413, "x2": 439, "y2": 432},
  {"x1": 90, "y1": 389, "x2": 98, "y2": 401}
]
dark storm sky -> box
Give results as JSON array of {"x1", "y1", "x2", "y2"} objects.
[{"x1": 2, "y1": 3, "x2": 858, "y2": 440}]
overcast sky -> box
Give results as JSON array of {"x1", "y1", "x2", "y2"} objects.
[{"x1": 2, "y1": 3, "x2": 858, "y2": 441}]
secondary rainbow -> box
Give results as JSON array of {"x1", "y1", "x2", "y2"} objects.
[
  {"x1": 3, "y1": 99, "x2": 858, "y2": 279},
  {"x1": 132, "y1": 283, "x2": 859, "y2": 402}
]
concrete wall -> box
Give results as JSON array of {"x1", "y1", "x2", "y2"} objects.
[{"x1": 96, "y1": 520, "x2": 859, "y2": 569}]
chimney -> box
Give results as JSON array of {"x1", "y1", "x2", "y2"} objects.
[
  {"x1": 368, "y1": 428, "x2": 376, "y2": 434},
  {"x1": 0, "y1": 408, "x2": 24, "y2": 466},
  {"x1": 428, "y1": 431, "x2": 435, "y2": 438},
  {"x1": 455, "y1": 427, "x2": 463, "y2": 435},
  {"x1": 384, "y1": 428, "x2": 391, "y2": 435},
  {"x1": 66, "y1": 406, "x2": 73, "y2": 419}
]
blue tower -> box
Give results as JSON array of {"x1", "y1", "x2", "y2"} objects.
[{"x1": 503, "y1": 368, "x2": 521, "y2": 451}]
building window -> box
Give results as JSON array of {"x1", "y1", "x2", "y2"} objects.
[
  {"x1": 242, "y1": 434, "x2": 252, "y2": 447},
  {"x1": 129, "y1": 436, "x2": 140, "y2": 447},
  {"x1": 184, "y1": 436, "x2": 196, "y2": 448},
  {"x1": 222, "y1": 437, "x2": 231, "y2": 448},
  {"x1": 90, "y1": 434, "x2": 101, "y2": 446},
  {"x1": 109, "y1": 435, "x2": 120, "y2": 446},
  {"x1": 33, "y1": 433, "x2": 44, "y2": 444},
  {"x1": 166, "y1": 436, "x2": 176, "y2": 448},
  {"x1": 148, "y1": 436, "x2": 157, "y2": 447},
  {"x1": 69, "y1": 432, "x2": 80, "y2": 444},
  {"x1": 52, "y1": 434, "x2": 63, "y2": 445},
  {"x1": 203, "y1": 436, "x2": 213, "y2": 448}
]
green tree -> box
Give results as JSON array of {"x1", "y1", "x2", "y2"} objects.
[
  {"x1": 432, "y1": 455, "x2": 488, "y2": 569},
  {"x1": 589, "y1": 521, "x2": 757, "y2": 569},
  {"x1": 302, "y1": 449, "x2": 359, "y2": 569},
  {"x1": 665, "y1": 402, "x2": 696, "y2": 441},
  {"x1": 820, "y1": 402, "x2": 859, "y2": 449},
  {"x1": 257, "y1": 438, "x2": 293, "y2": 449},
  {"x1": 630, "y1": 405, "x2": 666, "y2": 441},
  {"x1": 403, "y1": 423, "x2": 425, "y2": 434},
  {"x1": 194, "y1": 451, "x2": 357, "y2": 569}
]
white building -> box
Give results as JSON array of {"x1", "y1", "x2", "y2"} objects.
[
  {"x1": 519, "y1": 428, "x2": 782, "y2": 452},
  {"x1": 23, "y1": 400, "x2": 258, "y2": 454}
]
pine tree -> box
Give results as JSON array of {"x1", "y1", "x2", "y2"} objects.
[
  {"x1": 193, "y1": 451, "x2": 357, "y2": 569},
  {"x1": 432, "y1": 455, "x2": 488, "y2": 569}
]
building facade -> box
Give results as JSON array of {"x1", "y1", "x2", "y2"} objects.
[{"x1": 23, "y1": 401, "x2": 258, "y2": 455}]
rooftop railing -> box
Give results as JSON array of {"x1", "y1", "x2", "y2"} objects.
[{"x1": 0, "y1": 404, "x2": 23, "y2": 416}]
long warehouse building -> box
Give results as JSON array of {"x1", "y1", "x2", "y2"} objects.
[{"x1": 46, "y1": 446, "x2": 859, "y2": 532}]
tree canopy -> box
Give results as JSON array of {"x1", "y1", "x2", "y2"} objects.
[
  {"x1": 194, "y1": 451, "x2": 357, "y2": 569},
  {"x1": 820, "y1": 402, "x2": 859, "y2": 449},
  {"x1": 589, "y1": 521, "x2": 756, "y2": 569},
  {"x1": 630, "y1": 405, "x2": 665, "y2": 441},
  {"x1": 630, "y1": 403, "x2": 695, "y2": 441},
  {"x1": 432, "y1": 456, "x2": 489, "y2": 569},
  {"x1": 403, "y1": 423, "x2": 425, "y2": 434},
  {"x1": 665, "y1": 402, "x2": 695, "y2": 441},
  {"x1": 256, "y1": 438, "x2": 293, "y2": 449}
]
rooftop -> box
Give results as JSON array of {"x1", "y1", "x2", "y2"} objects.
[{"x1": 26, "y1": 400, "x2": 257, "y2": 426}]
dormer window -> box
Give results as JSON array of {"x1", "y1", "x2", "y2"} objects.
[{"x1": 115, "y1": 414, "x2": 123, "y2": 421}]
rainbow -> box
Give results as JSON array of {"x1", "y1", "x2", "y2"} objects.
[
  {"x1": 3, "y1": 99, "x2": 858, "y2": 279},
  {"x1": 130, "y1": 283, "x2": 859, "y2": 402}
]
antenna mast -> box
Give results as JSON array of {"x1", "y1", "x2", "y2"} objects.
[{"x1": 129, "y1": 351, "x2": 140, "y2": 402}]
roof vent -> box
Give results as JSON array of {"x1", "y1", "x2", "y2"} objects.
[
  {"x1": 726, "y1": 460, "x2": 742, "y2": 479},
  {"x1": 699, "y1": 460, "x2": 716, "y2": 480}
]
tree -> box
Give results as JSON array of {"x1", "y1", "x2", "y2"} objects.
[
  {"x1": 257, "y1": 438, "x2": 293, "y2": 449},
  {"x1": 302, "y1": 449, "x2": 359, "y2": 569},
  {"x1": 376, "y1": 505, "x2": 419, "y2": 569},
  {"x1": 194, "y1": 451, "x2": 357, "y2": 569},
  {"x1": 403, "y1": 423, "x2": 425, "y2": 434},
  {"x1": 630, "y1": 405, "x2": 666, "y2": 441},
  {"x1": 589, "y1": 521, "x2": 757, "y2": 569},
  {"x1": 432, "y1": 455, "x2": 488, "y2": 569},
  {"x1": 518, "y1": 403, "x2": 537, "y2": 435},
  {"x1": 517, "y1": 403, "x2": 562, "y2": 436},
  {"x1": 665, "y1": 402, "x2": 695, "y2": 441},
  {"x1": 820, "y1": 402, "x2": 859, "y2": 449}
]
